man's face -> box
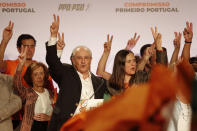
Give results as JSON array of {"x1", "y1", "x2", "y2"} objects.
[
  {"x1": 32, "y1": 66, "x2": 45, "y2": 87},
  {"x1": 18, "y1": 39, "x2": 35, "y2": 60},
  {"x1": 72, "y1": 48, "x2": 92, "y2": 74}
]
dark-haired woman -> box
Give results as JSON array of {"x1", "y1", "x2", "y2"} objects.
[{"x1": 96, "y1": 34, "x2": 155, "y2": 96}]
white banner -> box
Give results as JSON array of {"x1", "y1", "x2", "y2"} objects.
[{"x1": 0, "y1": 0, "x2": 196, "y2": 89}]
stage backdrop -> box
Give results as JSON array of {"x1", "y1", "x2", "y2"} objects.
[{"x1": 0, "y1": 0, "x2": 197, "y2": 89}]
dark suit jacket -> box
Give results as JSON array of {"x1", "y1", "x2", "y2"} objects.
[{"x1": 46, "y1": 43, "x2": 106, "y2": 131}]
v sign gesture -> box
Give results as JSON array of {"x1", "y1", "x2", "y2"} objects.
[
  {"x1": 2, "y1": 21, "x2": 14, "y2": 43},
  {"x1": 151, "y1": 27, "x2": 163, "y2": 51},
  {"x1": 17, "y1": 47, "x2": 27, "y2": 72},
  {"x1": 174, "y1": 32, "x2": 181, "y2": 49},
  {"x1": 57, "y1": 32, "x2": 65, "y2": 50},
  {"x1": 104, "y1": 34, "x2": 113, "y2": 54},
  {"x1": 97, "y1": 34, "x2": 113, "y2": 80},
  {"x1": 18, "y1": 47, "x2": 27, "y2": 66},
  {"x1": 50, "y1": 14, "x2": 60, "y2": 37},
  {"x1": 151, "y1": 26, "x2": 158, "y2": 41},
  {"x1": 125, "y1": 33, "x2": 140, "y2": 50},
  {"x1": 182, "y1": 21, "x2": 193, "y2": 60},
  {"x1": 183, "y1": 21, "x2": 193, "y2": 43}
]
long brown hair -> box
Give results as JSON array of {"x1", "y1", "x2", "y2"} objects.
[{"x1": 109, "y1": 49, "x2": 135, "y2": 90}]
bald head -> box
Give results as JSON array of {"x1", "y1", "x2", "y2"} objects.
[
  {"x1": 71, "y1": 46, "x2": 92, "y2": 75},
  {"x1": 71, "y1": 46, "x2": 92, "y2": 58}
]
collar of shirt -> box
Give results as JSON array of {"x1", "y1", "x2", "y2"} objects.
[
  {"x1": 77, "y1": 71, "x2": 94, "y2": 99},
  {"x1": 77, "y1": 71, "x2": 91, "y2": 81}
]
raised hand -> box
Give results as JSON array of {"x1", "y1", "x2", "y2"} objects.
[
  {"x1": 144, "y1": 44, "x2": 155, "y2": 60},
  {"x1": 96, "y1": 34, "x2": 113, "y2": 80},
  {"x1": 151, "y1": 26, "x2": 163, "y2": 51},
  {"x1": 125, "y1": 33, "x2": 140, "y2": 50},
  {"x1": 56, "y1": 32, "x2": 65, "y2": 50},
  {"x1": 183, "y1": 21, "x2": 193, "y2": 43},
  {"x1": 170, "y1": 32, "x2": 182, "y2": 66},
  {"x1": 173, "y1": 32, "x2": 181, "y2": 49},
  {"x1": 2, "y1": 21, "x2": 14, "y2": 43},
  {"x1": 103, "y1": 34, "x2": 113, "y2": 54},
  {"x1": 137, "y1": 43, "x2": 155, "y2": 71},
  {"x1": 151, "y1": 26, "x2": 158, "y2": 41},
  {"x1": 18, "y1": 47, "x2": 27, "y2": 67},
  {"x1": 50, "y1": 14, "x2": 60, "y2": 37},
  {"x1": 155, "y1": 33, "x2": 163, "y2": 51}
]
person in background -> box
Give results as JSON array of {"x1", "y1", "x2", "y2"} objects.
[
  {"x1": 139, "y1": 27, "x2": 168, "y2": 73},
  {"x1": 0, "y1": 21, "x2": 56, "y2": 129},
  {"x1": 168, "y1": 21, "x2": 194, "y2": 131}
]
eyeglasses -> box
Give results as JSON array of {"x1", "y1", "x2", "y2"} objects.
[{"x1": 22, "y1": 44, "x2": 35, "y2": 48}]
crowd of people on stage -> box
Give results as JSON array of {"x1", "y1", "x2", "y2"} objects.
[{"x1": 0, "y1": 14, "x2": 196, "y2": 131}]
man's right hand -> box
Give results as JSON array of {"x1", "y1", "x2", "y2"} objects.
[
  {"x1": 50, "y1": 14, "x2": 59, "y2": 37},
  {"x1": 2, "y1": 21, "x2": 14, "y2": 44}
]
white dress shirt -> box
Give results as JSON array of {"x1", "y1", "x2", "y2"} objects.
[
  {"x1": 167, "y1": 100, "x2": 192, "y2": 131},
  {"x1": 47, "y1": 37, "x2": 96, "y2": 115},
  {"x1": 48, "y1": 37, "x2": 62, "y2": 58},
  {"x1": 177, "y1": 102, "x2": 192, "y2": 131},
  {"x1": 74, "y1": 71, "x2": 95, "y2": 115},
  {"x1": 34, "y1": 88, "x2": 53, "y2": 116}
]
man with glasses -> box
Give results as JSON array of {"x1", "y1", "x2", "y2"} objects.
[
  {"x1": 0, "y1": 21, "x2": 37, "y2": 88},
  {"x1": 0, "y1": 21, "x2": 55, "y2": 130}
]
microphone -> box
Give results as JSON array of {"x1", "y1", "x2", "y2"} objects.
[{"x1": 89, "y1": 78, "x2": 104, "y2": 99}]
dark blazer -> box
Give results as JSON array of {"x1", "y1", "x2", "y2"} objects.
[{"x1": 46, "y1": 43, "x2": 106, "y2": 131}]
